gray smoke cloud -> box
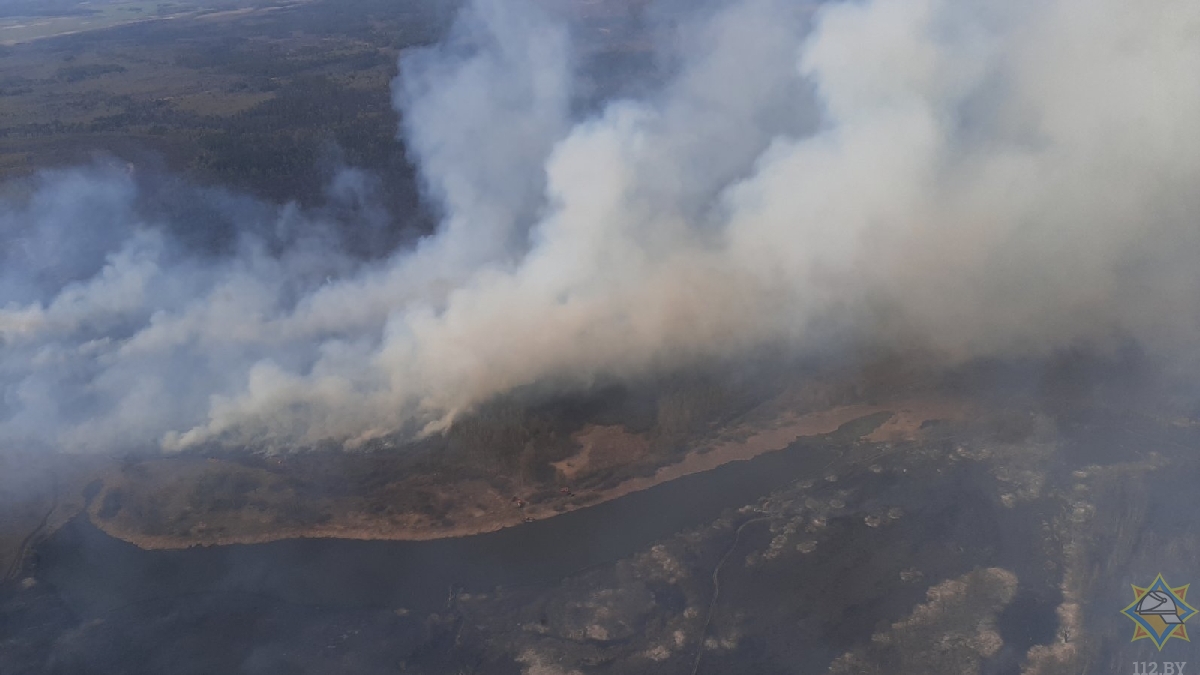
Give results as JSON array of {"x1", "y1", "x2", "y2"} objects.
[{"x1": 2, "y1": 0, "x2": 1199, "y2": 453}]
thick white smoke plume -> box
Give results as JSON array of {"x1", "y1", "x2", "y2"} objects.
[{"x1": 2, "y1": 0, "x2": 1199, "y2": 452}]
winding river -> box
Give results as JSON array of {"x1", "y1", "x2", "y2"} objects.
[{"x1": 35, "y1": 417, "x2": 887, "y2": 620}]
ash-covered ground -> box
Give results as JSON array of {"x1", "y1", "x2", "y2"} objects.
[{"x1": 4, "y1": 398, "x2": 1196, "y2": 675}]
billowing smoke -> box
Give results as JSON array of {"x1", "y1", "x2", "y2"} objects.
[{"x1": 2, "y1": 0, "x2": 1199, "y2": 453}]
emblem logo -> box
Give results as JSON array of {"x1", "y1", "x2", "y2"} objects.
[{"x1": 1122, "y1": 574, "x2": 1197, "y2": 650}]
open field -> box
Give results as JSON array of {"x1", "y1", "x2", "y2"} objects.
[
  {"x1": 86, "y1": 386, "x2": 963, "y2": 549},
  {"x1": 0, "y1": 1, "x2": 314, "y2": 45},
  {"x1": 0, "y1": 0, "x2": 459, "y2": 222},
  {"x1": 0, "y1": 0, "x2": 656, "y2": 237},
  {"x1": 0, "y1": 367, "x2": 861, "y2": 553}
]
